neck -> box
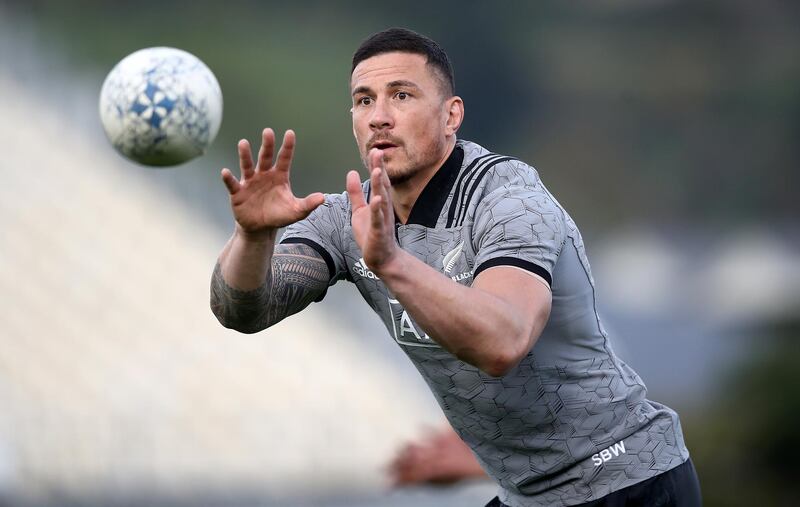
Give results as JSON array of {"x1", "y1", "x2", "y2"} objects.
[{"x1": 391, "y1": 138, "x2": 456, "y2": 224}]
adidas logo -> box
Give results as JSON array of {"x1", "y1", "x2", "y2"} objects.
[{"x1": 352, "y1": 257, "x2": 379, "y2": 280}]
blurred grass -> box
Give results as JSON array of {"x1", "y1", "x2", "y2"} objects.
[
  {"x1": 19, "y1": 0, "x2": 800, "y2": 230},
  {"x1": 684, "y1": 319, "x2": 800, "y2": 506}
]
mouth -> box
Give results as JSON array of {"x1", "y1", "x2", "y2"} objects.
[{"x1": 369, "y1": 139, "x2": 399, "y2": 151}]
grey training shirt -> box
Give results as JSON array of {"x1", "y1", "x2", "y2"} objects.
[{"x1": 281, "y1": 139, "x2": 689, "y2": 506}]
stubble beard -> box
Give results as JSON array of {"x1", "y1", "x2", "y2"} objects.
[{"x1": 363, "y1": 137, "x2": 446, "y2": 187}]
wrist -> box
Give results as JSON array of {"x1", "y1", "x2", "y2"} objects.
[
  {"x1": 234, "y1": 223, "x2": 277, "y2": 244},
  {"x1": 371, "y1": 249, "x2": 409, "y2": 282}
]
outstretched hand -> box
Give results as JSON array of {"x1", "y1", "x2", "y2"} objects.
[
  {"x1": 388, "y1": 425, "x2": 488, "y2": 487},
  {"x1": 346, "y1": 148, "x2": 399, "y2": 272},
  {"x1": 221, "y1": 128, "x2": 324, "y2": 234}
]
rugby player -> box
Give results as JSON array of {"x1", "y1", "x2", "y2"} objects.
[{"x1": 210, "y1": 27, "x2": 701, "y2": 507}]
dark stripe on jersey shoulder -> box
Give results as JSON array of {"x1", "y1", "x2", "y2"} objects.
[
  {"x1": 279, "y1": 237, "x2": 335, "y2": 281},
  {"x1": 445, "y1": 152, "x2": 501, "y2": 228},
  {"x1": 473, "y1": 257, "x2": 552, "y2": 287},
  {"x1": 455, "y1": 156, "x2": 515, "y2": 227}
]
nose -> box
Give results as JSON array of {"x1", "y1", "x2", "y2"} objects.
[{"x1": 369, "y1": 98, "x2": 393, "y2": 131}]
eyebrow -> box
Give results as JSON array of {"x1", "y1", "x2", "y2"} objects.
[
  {"x1": 351, "y1": 79, "x2": 421, "y2": 97},
  {"x1": 387, "y1": 79, "x2": 419, "y2": 90},
  {"x1": 351, "y1": 85, "x2": 371, "y2": 97}
]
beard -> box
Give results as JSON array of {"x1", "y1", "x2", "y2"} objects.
[
  {"x1": 384, "y1": 156, "x2": 419, "y2": 186},
  {"x1": 361, "y1": 135, "x2": 446, "y2": 187}
]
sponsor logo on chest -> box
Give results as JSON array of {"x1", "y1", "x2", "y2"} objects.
[
  {"x1": 349, "y1": 239, "x2": 473, "y2": 347},
  {"x1": 352, "y1": 257, "x2": 379, "y2": 280},
  {"x1": 387, "y1": 297, "x2": 438, "y2": 347}
]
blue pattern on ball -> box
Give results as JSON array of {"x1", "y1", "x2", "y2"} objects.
[{"x1": 99, "y1": 47, "x2": 222, "y2": 166}]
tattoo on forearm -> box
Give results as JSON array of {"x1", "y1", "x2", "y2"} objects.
[{"x1": 210, "y1": 244, "x2": 330, "y2": 332}]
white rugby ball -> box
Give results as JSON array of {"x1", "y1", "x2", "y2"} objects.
[{"x1": 99, "y1": 47, "x2": 223, "y2": 166}]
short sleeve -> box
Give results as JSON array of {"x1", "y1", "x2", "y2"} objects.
[
  {"x1": 280, "y1": 192, "x2": 350, "y2": 284},
  {"x1": 471, "y1": 185, "x2": 566, "y2": 286}
]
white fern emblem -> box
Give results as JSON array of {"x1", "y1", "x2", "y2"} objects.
[{"x1": 443, "y1": 241, "x2": 465, "y2": 274}]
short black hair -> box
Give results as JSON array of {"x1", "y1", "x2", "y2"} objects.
[{"x1": 351, "y1": 27, "x2": 455, "y2": 96}]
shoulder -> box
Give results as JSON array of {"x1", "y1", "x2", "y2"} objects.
[
  {"x1": 322, "y1": 190, "x2": 352, "y2": 210},
  {"x1": 451, "y1": 140, "x2": 554, "y2": 226},
  {"x1": 459, "y1": 139, "x2": 542, "y2": 189},
  {"x1": 283, "y1": 190, "x2": 352, "y2": 239},
  {"x1": 304, "y1": 190, "x2": 352, "y2": 221}
]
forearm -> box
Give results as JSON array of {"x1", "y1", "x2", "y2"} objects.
[
  {"x1": 218, "y1": 225, "x2": 278, "y2": 290},
  {"x1": 375, "y1": 251, "x2": 537, "y2": 376},
  {"x1": 210, "y1": 227, "x2": 328, "y2": 333}
]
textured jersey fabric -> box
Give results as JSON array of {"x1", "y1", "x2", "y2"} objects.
[{"x1": 281, "y1": 139, "x2": 690, "y2": 506}]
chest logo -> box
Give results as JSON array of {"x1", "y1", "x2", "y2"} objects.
[
  {"x1": 442, "y1": 241, "x2": 473, "y2": 282},
  {"x1": 387, "y1": 297, "x2": 439, "y2": 348},
  {"x1": 352, "y1": 257, "x2": 379, "y2": 280},
  {"x1": 442, "y1": 241, "x2": 464, "y2": 274}
]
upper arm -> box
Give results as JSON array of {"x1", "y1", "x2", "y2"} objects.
[
  {"x1": 473, "y1": 265, "x2": 552, "y2": 350},
  {"x1": 271, "y1": 242, "x2": 331, "y2": 300},
  {"x1": 469, "y1": 180, "x2": 563, "y2": 358},
  {"x1": 280, "y1": 193, "x2": 350, "y2": 282},
  {"x1": 472, "y1": 182, "x2": 565, "y2": 286},
  {"x1": 210, "y1": 243, "x2": 330, "y2": 333}
]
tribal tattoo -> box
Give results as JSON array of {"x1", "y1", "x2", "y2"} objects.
[{"x1": 210, "y1": 243, "x2": 330, "y2": 333}]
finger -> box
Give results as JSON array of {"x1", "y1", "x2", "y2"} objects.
[
  {"x1": 256, "y1": 128, "x2": 275, "y2": 172},
  {"x1": 296, "y1": 192, "x2": 325, "y2": 217},
  {"x1": 370, "y1": 194, "x2": 386, "y2": 230},
  {"x1": 368, "y1": 150, "x2": 390, "y2": 199},
  {"x1": 389, "y1": 445, "x2": 417, "y2": 473},
  {"x1": 346, "y1": 170, "x2": 367, "y2": 209},
  {"x1": 370, "y1": 167, "x2": 393, "y2": 226},
  {"x1": 221, "y1": 168, "x2": 241, "y2": 194},
  {"x1": 274, "y1": 129, "x2": 296, "y2": 173},
  {"x1": 369, "y1": 147, "x2": 385, "y2": 172},
  {"x1": 387, "y1": 453, "x2": 407, "y2": 475},
  {"x1": 238, "y1": 139, "x2": 255, "y2": 180},
  {"x1": 370, "y1": 166, "x2": 386, "y2": 199},
  {"x1": 381, "y1": 159, "x2": 391, "y2": 187}
]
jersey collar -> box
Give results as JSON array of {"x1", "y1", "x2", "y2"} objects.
[{"x1": 402, "y1": 143, "x2": 464, "y2": 227}]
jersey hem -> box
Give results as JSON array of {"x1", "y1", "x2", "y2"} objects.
[{"x1": 499, "y1": 456, "x2": 690, "y2": 507}]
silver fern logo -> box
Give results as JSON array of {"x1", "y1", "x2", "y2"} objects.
[{"x1": 442, "y1": 241, "x2": 464, "y2": 274}]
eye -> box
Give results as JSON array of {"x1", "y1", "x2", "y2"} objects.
[
  {"x1": 395, "y1": 91, "x2": 409, "y2": 100},
  {"x1": 357, "y1": 96, "x2": 373, "y2": 106}
]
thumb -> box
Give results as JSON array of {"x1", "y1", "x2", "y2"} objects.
[{"x1": 297, "y1": 192, "x2": 325, "y2": 216}]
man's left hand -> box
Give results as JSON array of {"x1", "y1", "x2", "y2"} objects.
[{"x1": 346, "y1": 148, "x2": 399, "y2": 272}]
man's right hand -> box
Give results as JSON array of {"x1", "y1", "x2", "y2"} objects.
[{"x1": 221, "y1": 128, "x2": 324, "y2": 235}]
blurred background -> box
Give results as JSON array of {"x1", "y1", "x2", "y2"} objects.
[{"x1": 1, "y1": 0, "x2": 798, "y2": 505}]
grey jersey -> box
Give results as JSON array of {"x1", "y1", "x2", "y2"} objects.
[{"x1": 281, "y1": 139, "x2": 689, "y2": 506}]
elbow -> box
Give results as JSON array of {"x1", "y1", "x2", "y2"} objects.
[
  {"x1": 478, "y1": 327, "x2": 539, "y2": 378},
  {"x1": 480, "y1": 352, "x2": 522, "y2": 378},
  {"x1": 210, "y1": 301, "x2": 267, "y2": 334},
  {"x1": 473, "y1": 340, "x2": 526, "y2": 377},
  {"x1": 223, "y1": 321, "x2": 265, "y2": 334},
  {"x1": 454, "y1": 344, "x2": 518, "y2": 378}
]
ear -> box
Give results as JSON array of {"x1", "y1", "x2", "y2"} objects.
[
  {"x1": 444, "y1": 96, "x2": 464, "y2": 136},
  {"x1": 351, "y1": 109, "x2": 358, "y2": 142}
]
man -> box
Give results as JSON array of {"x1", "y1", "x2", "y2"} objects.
[{"x1": 210, "y1": 28, "x2": 701, "y2": 506}]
